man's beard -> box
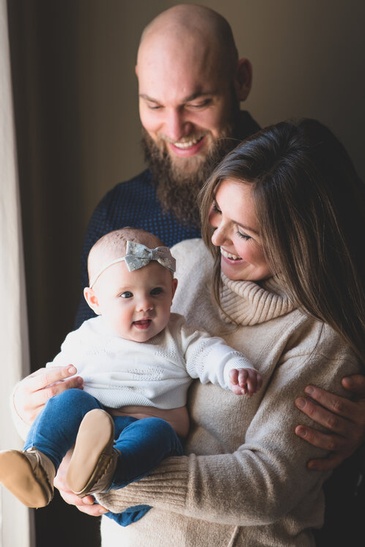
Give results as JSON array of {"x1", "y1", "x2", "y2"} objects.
[{"x1": 141, "y1": 127, "x2": 240, "y2": 228}]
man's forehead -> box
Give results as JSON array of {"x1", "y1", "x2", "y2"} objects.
[
  {"x1": 137, "y1": 54, "x2": 227, "y2": 104},
  {"x1": 137, "y1": 28, "x2": 223, "y2": 75}
]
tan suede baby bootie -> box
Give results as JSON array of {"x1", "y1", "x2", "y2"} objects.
[
  {"x1": 67, "y1": 409, "x2": 118, "y2": 497},
  {"x1": 0, "y1": 448, "x2": 55, "y2": 508}
]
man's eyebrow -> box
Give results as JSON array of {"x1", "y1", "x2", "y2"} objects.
[
  {"x1": 139, "y1": 91, "x2": 213, "y2": 103},
  {"x1": 139, "y1": 94, "x2": 160, "y2": 103}
]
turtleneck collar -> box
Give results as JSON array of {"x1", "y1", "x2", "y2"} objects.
[{"x1": 219, "y1": 273, "x2": 296, "y2": 326}]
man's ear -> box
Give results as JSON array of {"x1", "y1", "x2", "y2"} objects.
[
  {"x1": 234, "y1": 58, "x2": 253, "y2": 102},
  {"x1": 83, "y1": 287, "x2": 101, "y2": 315}
]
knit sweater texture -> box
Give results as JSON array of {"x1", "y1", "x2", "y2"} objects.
[
  {"x1": 98, "y1": 239, "x2": 362, "y2": 546},
  {"x1": 45, "y1": 313, "x2": 253, "y2": 409}
]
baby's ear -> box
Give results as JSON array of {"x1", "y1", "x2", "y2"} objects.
[
  {"x1": 83, "y1": 287, "x2": 101, "y2": 315},
  {"x1": 172, "y1": 278, "x2": 178, "y2": 298}
]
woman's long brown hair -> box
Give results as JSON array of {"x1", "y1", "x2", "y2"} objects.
[{"x1": 199, "y1": 118, "x2": 365, "y2": 362}]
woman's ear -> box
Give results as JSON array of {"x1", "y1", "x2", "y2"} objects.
[
  {"x1": 234, "y1": 58, "x2": 253, "y2": 102},
  {"x1": 83, "y1": 287, "x2": 101, "y2": 315}
]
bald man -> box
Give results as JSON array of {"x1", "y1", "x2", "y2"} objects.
[
  {"x1": 11, "y1": 4, "x2": 365, "y2": 546},
  {"x1": 73, "y1": 4, "x2": 260, "y2": 327}
]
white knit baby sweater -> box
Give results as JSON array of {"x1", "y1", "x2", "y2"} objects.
[
  {"x1": 45, "y1": 313, "x2": 252, "y2": 409},
  {"x1": 99, "y1": 239, "x2": 362, "y2": 546}
]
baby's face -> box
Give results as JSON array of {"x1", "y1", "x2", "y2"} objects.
[{"x1": 94, "y1": 260, "x2": 177, "y2": 342}]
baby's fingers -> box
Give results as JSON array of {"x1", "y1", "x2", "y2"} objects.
[{"x1": 245, "y1": 369, "x2": 263, "y2": 395}]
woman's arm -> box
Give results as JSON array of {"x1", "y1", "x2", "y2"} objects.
[
  {"x1": 295, "y1": 374, "x2": 365, "y2": 471},
  {"x1": 11, "y1": 366, "x2": 83, "y2": 439},
  {"x1": 54, "y1": 451, "x2": 108, "y2": 517},
  {"x1": 98, "y1": 334, "x2": 361, "y2": 524}
]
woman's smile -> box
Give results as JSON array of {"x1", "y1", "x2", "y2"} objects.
[
  {"x1": 209, "y1": 179, "x2": 272, "y2": 282},
  {"x1": 220, "y1": 248, "x2": 242, "y2": 261}
]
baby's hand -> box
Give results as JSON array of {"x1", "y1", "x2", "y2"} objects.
[{"x1": 229, "y1": 368, "x2": 262, "y2": 396}]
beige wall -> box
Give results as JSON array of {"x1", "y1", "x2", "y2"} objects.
[{"x1": 6, "y1": 1, "x2": 365, "y2": 545}]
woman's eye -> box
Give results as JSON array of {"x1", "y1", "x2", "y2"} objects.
[
  {"x1": 120, "y1": 291, "x2": 133, "y2": 299},
  {"x1": 237, "y1": 231, "x2": 251, "y2": 241},
  {"x1": 150, "y1": 287, "x2": 163, "y2": 296},
  {"x1": 211, "y1": 201, "x2": 221, "y2": 214}
]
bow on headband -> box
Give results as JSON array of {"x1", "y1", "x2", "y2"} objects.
[
  {"x1": 89, "y1": 241, "x2": 176, "y2": 288},
  {"x1": 123, "y1": 241, "x2": 176, "y2": 273}
]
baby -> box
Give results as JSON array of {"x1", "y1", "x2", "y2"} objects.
[{"x1": 0, "y1": 227, "x2": 262, "y2": 526}]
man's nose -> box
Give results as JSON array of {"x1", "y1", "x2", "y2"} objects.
[{"x1": 164, "y1": 109, "x2": 192, "y2": 142}]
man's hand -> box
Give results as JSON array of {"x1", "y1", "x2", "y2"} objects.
[
  {"x1": 13, "y1": 365, "x2": 84, "y2": 425},
  {"x1": 295, "y1": 374, "x2": 365, "y2": 471},
  {"x1": 54, "y1": 451, "x2": 108, "y2": 517}
]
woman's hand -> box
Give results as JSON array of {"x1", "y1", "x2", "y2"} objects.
[
  {"x1": 295, "y1": 374, "x2": 365, "y2": 471},
  {"x1": 13, "y1": 365, "x2": 84, "y2": 425},
  {"x1": 54, "y1": 451, "x2": 108, "y2": 517}
]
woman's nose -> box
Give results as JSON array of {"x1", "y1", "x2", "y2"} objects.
[{"x1": 211, "y1": 223, "x2": 229, "y2": 247}]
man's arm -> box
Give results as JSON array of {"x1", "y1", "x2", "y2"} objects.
[{"x1": 295, "y1": 374, "x2": 365, "y2": 471}]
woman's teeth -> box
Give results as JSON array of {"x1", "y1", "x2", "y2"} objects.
[{"x1": 221, "y1": 248, "x2": 241, "y2": 260}]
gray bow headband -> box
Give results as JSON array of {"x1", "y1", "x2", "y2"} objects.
[{"x1": 89, "y1": 241, "x2": 176, "y2": 288}]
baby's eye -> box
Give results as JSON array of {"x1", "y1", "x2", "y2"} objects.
[
  {"x1": 150, "y1": 287, "x2": 163, "y2": 296},
  {"x1": 120, "y1": 291, "x2": 133, "y2": 299}
]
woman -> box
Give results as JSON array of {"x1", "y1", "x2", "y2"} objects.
[{"x1": 96, "y1": 119, "x2": 365, "y2": 545}]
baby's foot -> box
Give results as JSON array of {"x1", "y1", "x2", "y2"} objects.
[
  {"x1": 0, "y1": 449, "x2": 55, "y2": 507},
  {"x1": 67, "y1": 409, "x2": 117, "y2": 496}
]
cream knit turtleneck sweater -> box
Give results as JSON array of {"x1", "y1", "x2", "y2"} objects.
[{"x1": 80, "y1": 240, "x2": 364, "y2": 545}]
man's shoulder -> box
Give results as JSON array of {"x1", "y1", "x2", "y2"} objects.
[
  {"x1": 91, "y1": 168, "x2": 159, "y2": 225},
  {"x1": 238, "y1": 110, "x2": 261, "y2": 140},
  {"x1": 103, "y1": 169, "x2": 153, "y2": 199}
]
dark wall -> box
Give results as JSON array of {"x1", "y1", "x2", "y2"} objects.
[{"x1": 6, "y1": 1, "x2": 365, "y2": 545}]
